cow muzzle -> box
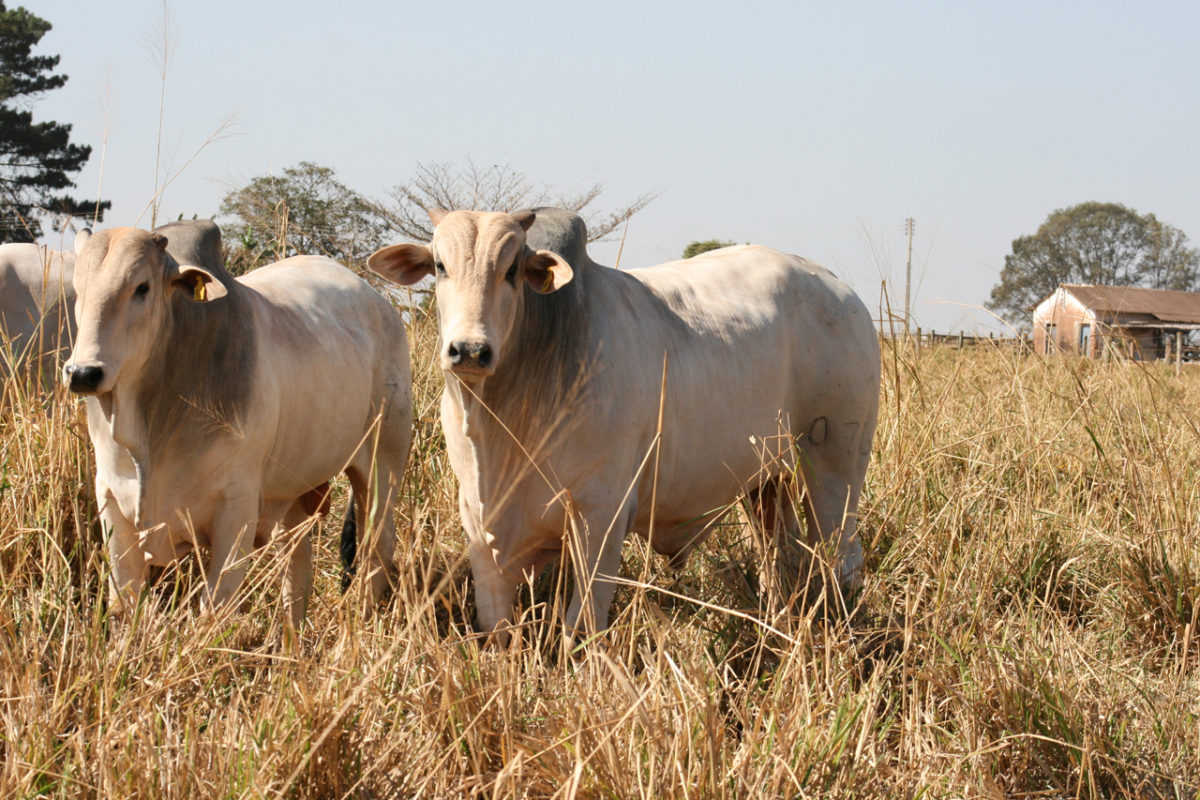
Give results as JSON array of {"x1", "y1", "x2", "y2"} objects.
[
  {"x1": 445, "y1": 340, "x2": 494, "y2": 378},
  {"x1": 63, "y1": 363, "x2": 106, "y2": 395}
]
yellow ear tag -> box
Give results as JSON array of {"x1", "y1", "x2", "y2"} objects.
[
  {"x1": 193, "y1": 277, "x2": 206, "y2": 302},
  {"x1": 542, "y1": 265, "x2": 555, "y2": 293}
]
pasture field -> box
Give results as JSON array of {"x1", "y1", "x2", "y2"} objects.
[{"x1": 2, "y1": 309, "x2": 1199, "y2": 799}]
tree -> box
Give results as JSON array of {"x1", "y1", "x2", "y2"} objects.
[
  {"x1": 0, "y1": 2, "x2": 107, "y2": 242},
  {"x1": 382, "y1": 158, "x2": 656, "y2": 243},
  {"x1": 219, "y1": 162, "x2": 392, "y2": 273},
  {"x1": 987, "y1": 202, "x2": 1200, "y2": 325},
  {"x1": 682, "y1": 239, "x2": 735, "y2": 259}
]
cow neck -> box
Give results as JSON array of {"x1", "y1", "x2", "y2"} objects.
[
  {"x1": 444, "y1": 270, "x2": 598, "y2": 508},
  {"x1": 446, "y1": 374, "x2": 487, "y2": 440},
  {"x1": 132, "y1": 280, "x2": 258, "y2": 471},
  {"x1": 487, "y1": 268, "x2": 592, "y2": 424},
  {"x1": 97, "y1": 383, "x2": 149, "y2": 465}
]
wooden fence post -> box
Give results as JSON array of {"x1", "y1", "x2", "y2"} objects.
[{"x1": 1177, "y1": 331, "x2": 1183, "y2": 378}]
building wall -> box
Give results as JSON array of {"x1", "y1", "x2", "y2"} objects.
[
  {"x1": 1031, "y1": 288, "x2": 1169, "y2": 359},
  {"x1": 1032, "y1": 289, "x2": 1098, "y2": 356},
  {"x1": 1115, "y1": 328, "x2": 1162, "y2": 360}
]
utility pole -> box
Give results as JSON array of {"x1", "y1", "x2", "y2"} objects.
[{"x1": 903, "y1": 217, "x2": 915, "y2": 334}]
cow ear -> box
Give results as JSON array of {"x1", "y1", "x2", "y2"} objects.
[
  {"x1": 524, "y1": 249, "x2": 573, "y2": 294},
  {"x1": 368, "y1": 243, "x2": 435, "y2": 286},
  {"x1": 427, "y1": 207, "x2": 450, "y2": 226},
  {"x1": 171, "y1": 265, "x2": 228, "y2": 302}
]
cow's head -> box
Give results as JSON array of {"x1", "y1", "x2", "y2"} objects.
[
  {"x1": 63, "y1": 227, "x2": 227, "y2": 395},
  {"x1": 368, "y1": 209, "x2": 572, "y2": 382}
]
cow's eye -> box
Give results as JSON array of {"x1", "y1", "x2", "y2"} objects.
[
  {"x1": 504, "y1": 260, "x2": 518, "y2": 285},
  {"x1": 434, "y1": 261, "x2": 447, "y2": 278},
  {"x1": 134, "y1": 282, "x2": 150, "y2": 298}
]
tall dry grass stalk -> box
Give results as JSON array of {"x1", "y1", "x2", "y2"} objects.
[{"x1": 1, "y1": 318, "x2": 1198, "y2": 798}]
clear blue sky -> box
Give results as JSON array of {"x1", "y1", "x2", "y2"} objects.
[{"x1": 29, "y1": 0, "x2": 1200, "y2": 332}]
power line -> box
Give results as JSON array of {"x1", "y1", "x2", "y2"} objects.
[{"x1": 904, "y1": 217, "x2": 915, "y2": 333}]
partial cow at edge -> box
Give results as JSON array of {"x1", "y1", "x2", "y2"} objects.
[
  {"x1": 0, "y1": 229, "x2": 89, "y2": 381},
  {"x1": 65, "y1": 224, "x2": 413, "y2": 626},
  {"x1": 368, "y1": 206, "x2": 880, "y2": 641}
]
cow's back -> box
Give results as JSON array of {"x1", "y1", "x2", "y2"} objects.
[
  {"x1": 562, "y1": 244, "x2": 879, "y2": 533},
  {"x1": 237, "y1": 257, "x2": 410, "y2": 499}
]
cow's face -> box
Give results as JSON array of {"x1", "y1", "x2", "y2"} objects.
[
  {"x1": 369, "y1": 210, "x2": 572, "y2": 382},
  {"x1": 63, "y1": 227, "x2": 226, "y2": 396}
]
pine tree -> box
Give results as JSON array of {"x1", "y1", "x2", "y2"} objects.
[{"x1": 0, "y1": 2, "x2": 107, "y2": 242}]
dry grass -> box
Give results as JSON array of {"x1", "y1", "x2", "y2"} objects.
[{"x1": 2, "y1": 313, "x2": 1199, "y2": 799}]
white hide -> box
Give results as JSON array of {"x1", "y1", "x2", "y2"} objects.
[
  {"x1": 370, "y1": 209, "x2": 880, "y2": 637},
  {"x1": 0, "y1": 231, "x2": 87, "y2": 375}
]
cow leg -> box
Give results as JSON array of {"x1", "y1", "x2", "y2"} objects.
[
  {"x1": 457, "y1": 489, "x2": 518, "y2": 640},
  {"x1": 346, "y1": 453, "x2": 399, "y2": 607},
  {"x1": 279, "y1": 501, "x2": 314, "y2": 629},
  {"x1": 204, "y1": 496, "x2": 259, "y2": 612},
  {"x1": 563, "y1": 501, "x2": 634, "y2": 638},
  {"x1": 99, "y1": 487, "x2": 146, "y2": 614},
  {"x1": 469, "y1": 541, "x2": 520, "y2": 639},
  {"x1": 798, "y1": 452, "x2": 867, "y2": 593},
  {"x1": 748, "y1": 476, "x2": 811, "y2": 604}
]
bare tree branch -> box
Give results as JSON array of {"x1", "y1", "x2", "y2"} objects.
[{"x1": 379, "y1": 158, "x2": 657, "y2": 242}]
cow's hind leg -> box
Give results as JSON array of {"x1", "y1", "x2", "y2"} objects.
[
  {"x1": 279, "y1": 500, "x2": 314, "y2": 628},
  {"x1": 797, "y1": 447, "x2": 868, "y2": 597},
  {"x1": 746, "y1": 477, "x2": 812, "y2": 606},
  {"x1": 345, "y1": 453, "x2": 400, "y2": 607}
]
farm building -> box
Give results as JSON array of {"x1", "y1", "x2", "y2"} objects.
[{"x1": 1031, "y1": 284, "x2": 1200, "y2": 360}]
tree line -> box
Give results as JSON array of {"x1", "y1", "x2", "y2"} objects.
[
  {"x1": 986, "y1": 202, "x2": 1200, "y2": 324},
  {"x1": 217, "y1": 160, "x2": 655, "y2": 275}
]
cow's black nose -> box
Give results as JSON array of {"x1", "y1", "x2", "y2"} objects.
[
  {"x1": 448, "y1": 341, "x2": 492, "y2": 369},
  {"x1": 66, "y1": 364, "x2": 104, "y2": 394}
]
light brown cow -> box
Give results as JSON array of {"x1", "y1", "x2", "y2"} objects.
[
  {"x1": 65, "y1": 227, "x2": 412, "y2": 624},
  {"x1": 369, "y1": 208, "x2": 880, "y2": 639}
]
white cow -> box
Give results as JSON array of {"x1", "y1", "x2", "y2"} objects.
[
  {"x1": 65, "y1": 227, "x2": 412, "y2": 625},
  {"x1": 368, "y1": 208, "x2": 880, "y2": 638},
  {"x1": 0, "y1": 229, "x2": 89, "y2": 377}
]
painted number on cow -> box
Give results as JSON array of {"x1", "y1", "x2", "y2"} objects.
[{"x1": 807, "y1": 416, "x2": 873, "y2": 455}]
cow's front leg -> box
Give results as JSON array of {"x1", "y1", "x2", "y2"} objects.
[
  {"x1": 563, "y1": 500, "x2": 634, "y2": 638},
  {"x1": 99, "y1": 486, "x2": 146, "y2": 615},
  {"x1": 204, "y1": 494, "x2": 259, "y2": 612},
  {"x1": 469, "y1": 539, "x2": 520, "y2": 642},
  {"x1": 464, "y1": 497, "x2": 519, "y2": 641}
]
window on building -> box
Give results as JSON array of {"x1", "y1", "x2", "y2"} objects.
[
  {"x1": 1079, "y1": 323, "x2": 1091, "y2": 356},
  {"x1": 1045, "y1": 323, "x2": 1056, "y2": 354}
]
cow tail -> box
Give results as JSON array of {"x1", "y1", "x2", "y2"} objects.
[{"x1": 339, "y1": 495, "x2": 357, "y2": 593}]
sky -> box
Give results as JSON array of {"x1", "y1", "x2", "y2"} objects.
[{"x1": 26, "y1": 0, "x2": 1200, "y2": 333}]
